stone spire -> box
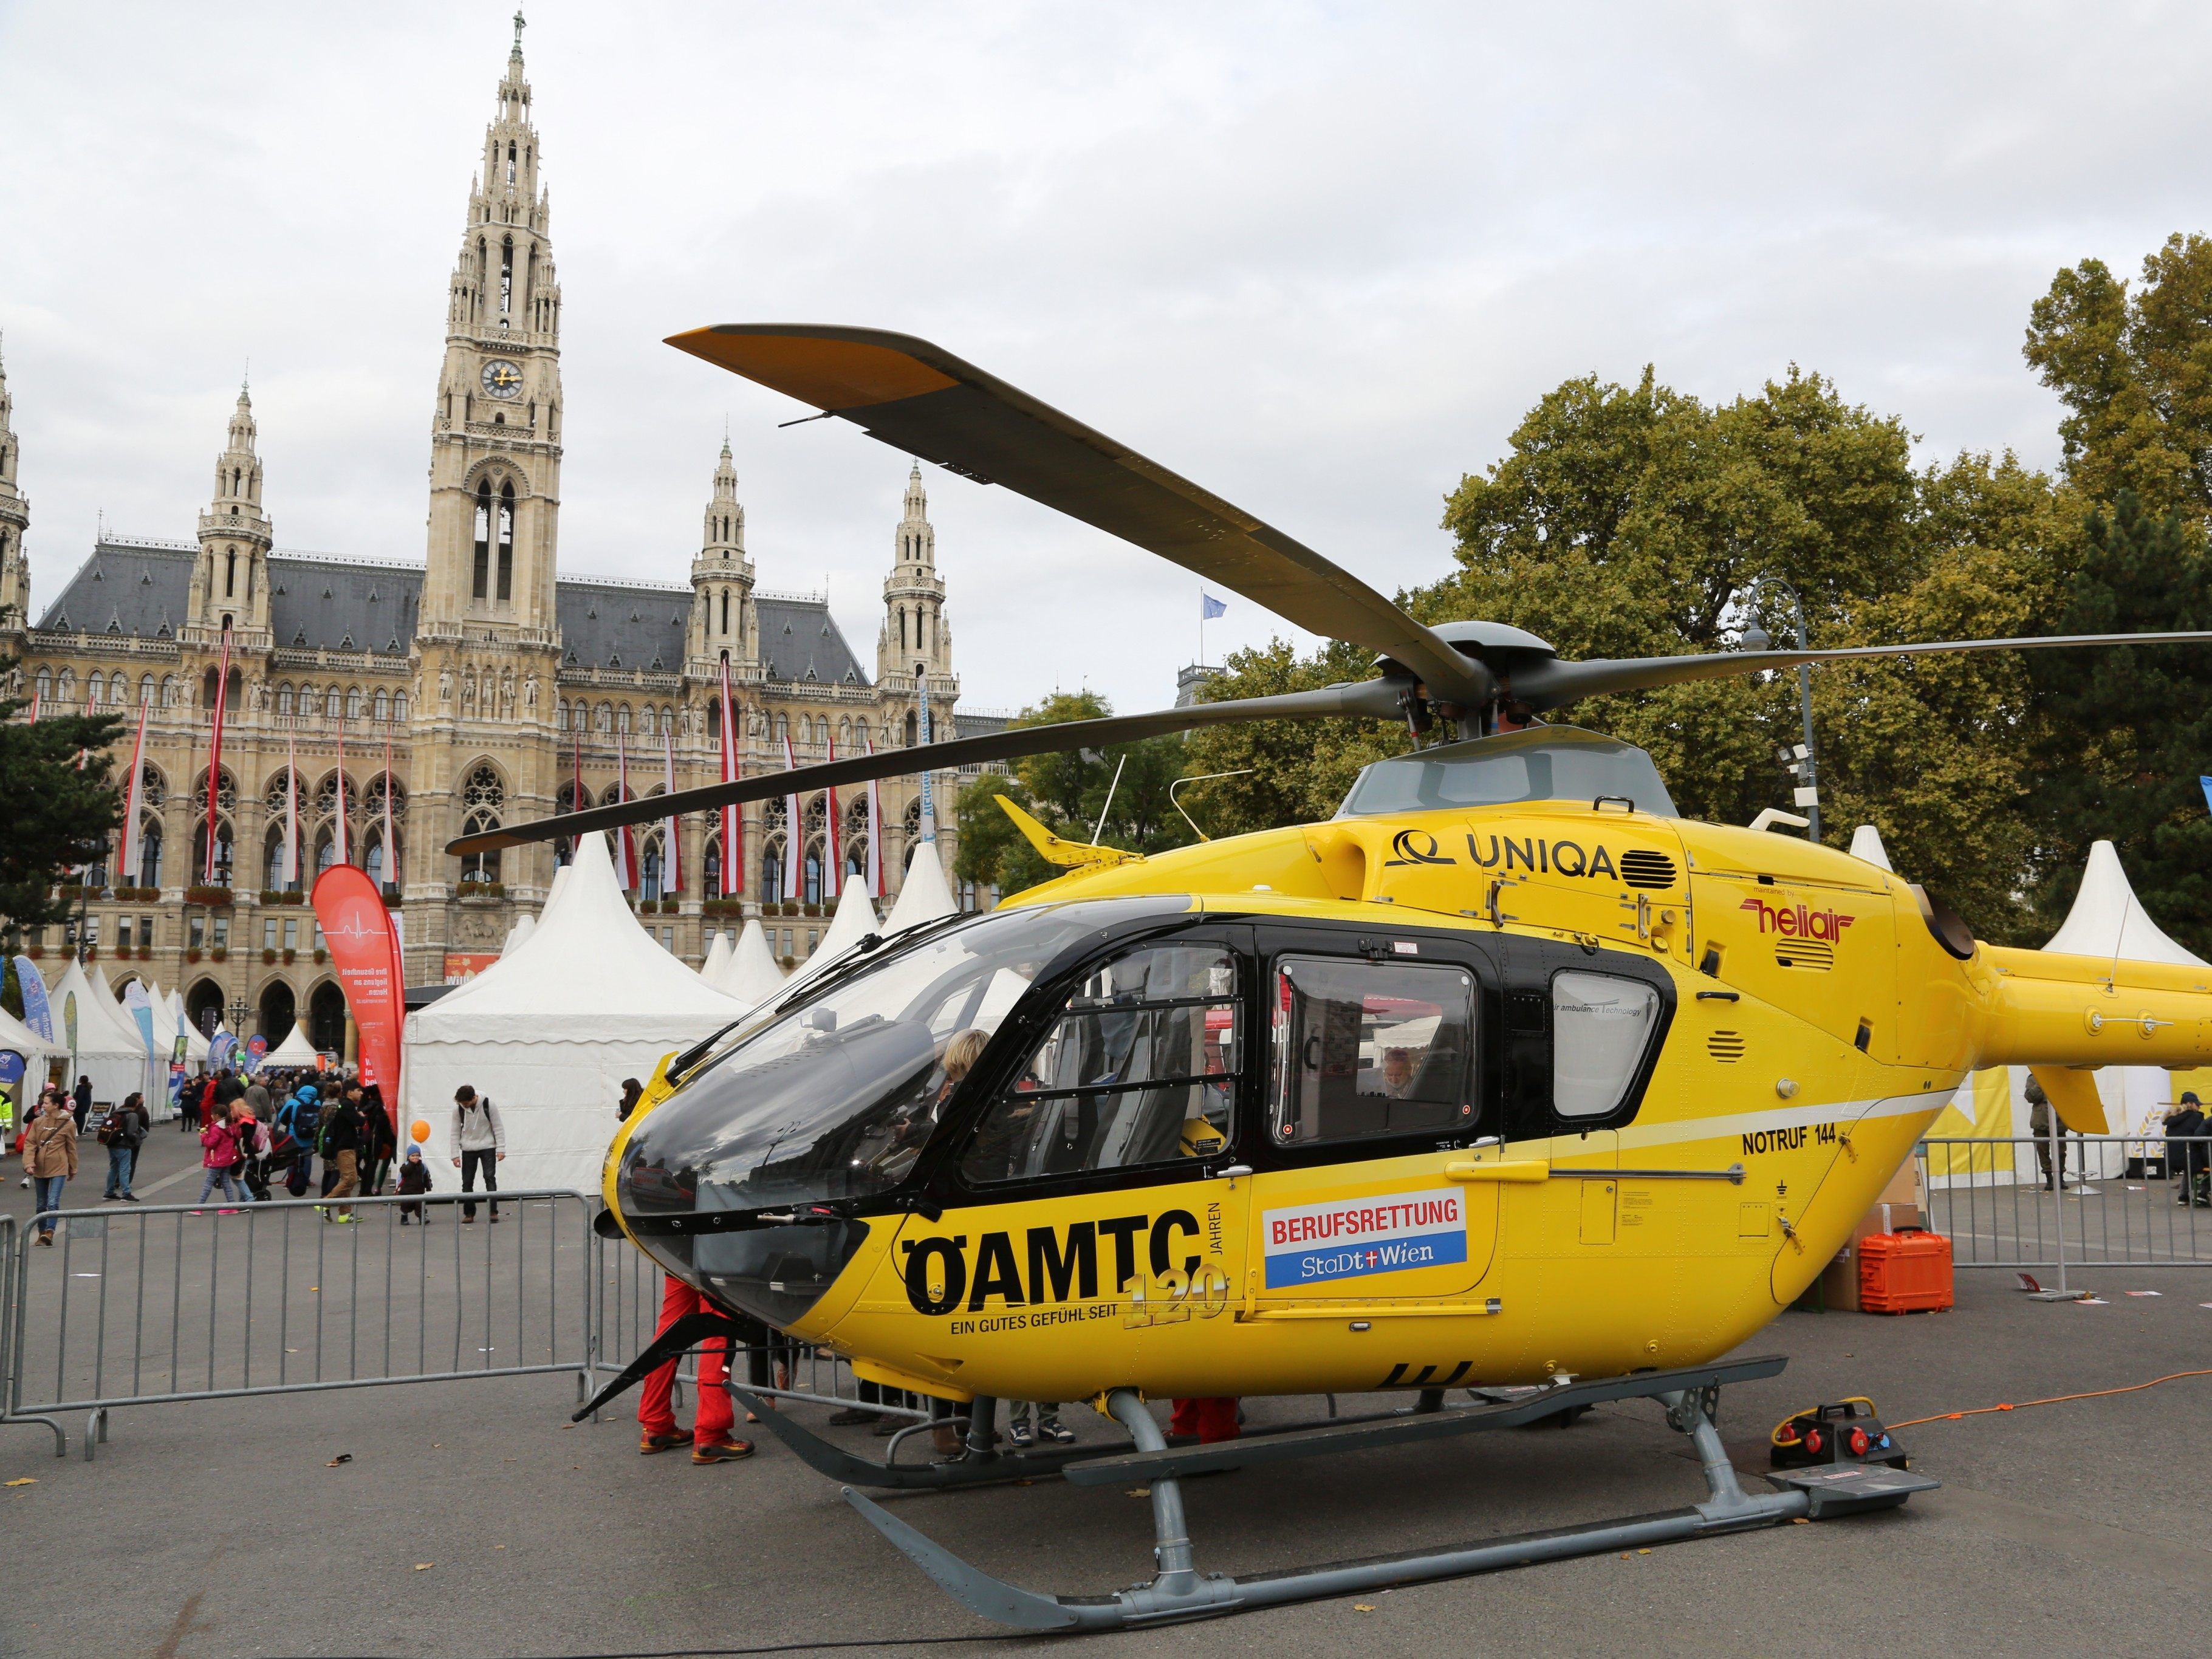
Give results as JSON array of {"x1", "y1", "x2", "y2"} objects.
[
  {"x1": 420, "y1": 16, "x2": 564, "y2": 640},
  {"x1": 688, "y1": 439, "x2": 756, "y2": 674},
  {"x1": 0, "y1": 338, "x2": 29, "y2": 638},
  {"x1": 187, "y1": 380, "x2": 275, "y2": 642},
  {"x1": 877, "y1": 460, "x2": 952, "y2": 686}
]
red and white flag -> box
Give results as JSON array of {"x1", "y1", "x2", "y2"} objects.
[
  {"x1": 204, "y1": 621, "x2": 233, "y2": 881},
  {"x1": 781, "y1": 733, "x2": 802, "y2": 904},
  {"x1": 612, "y1": 727, "x2": 637, "y2": 891},
  {"x1": 718, "y1": 654, "x2": 742, "y2": 895},
  {"x1": 662, "y1": 727, "x2": 682, "y2": 895},
  {"x1": 120, "y1": 697, "x2": 149, "y2": 887},
  {"x1": 863, "y1": 734, "x2": 883, "y2": 899},
  {"x1": 382, "y1": 722, "x2": 398, "y2": 893},
  {"x1": 283, "y1": 734, "x2": 301, "y2": 889},
  {"x1": 333, "y1": 722, "x2": 349, "y2": 866}
]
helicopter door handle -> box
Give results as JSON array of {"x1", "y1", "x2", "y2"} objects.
[{"x1": 1445, "y1": 1159, "x2": 1550, "y2": 1184}]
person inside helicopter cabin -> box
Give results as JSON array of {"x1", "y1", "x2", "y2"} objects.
[{"x1": 1375, "y1": 1047, "x2": 1420, "y2": 1100}]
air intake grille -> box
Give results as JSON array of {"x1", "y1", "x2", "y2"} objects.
[
  {"x1": 1620, "y1": 849, "x2": 1678, "y2": 889},
  {"x1": 1775, "y1": 939, "x2": 1834, "y2": 971},
  {"x1": 1708, "y1": 1031, "x2": 1747, "y2": 1063}
]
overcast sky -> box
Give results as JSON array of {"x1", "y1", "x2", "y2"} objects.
[{"x1": 4, "y1": 2, "x2": 2209, "y2": 714}]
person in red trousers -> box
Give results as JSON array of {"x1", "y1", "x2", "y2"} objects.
[
  {"x1": 1171, "y1": 1397, "x2": 1241, "y2": 1443},
  {"x1": 637, "y1": 1274, "x2": 753, "y2": 1463}
]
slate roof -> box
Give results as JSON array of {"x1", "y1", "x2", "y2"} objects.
[
  {"x1": 758, "y1": 595, "x2": 868, "y2": 686},
  {"x1": 39, "y1": 539, "x2": 874, "y2": 686}
]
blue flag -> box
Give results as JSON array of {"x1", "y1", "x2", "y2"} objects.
[
  {"x1": 2202, "y1": 776, "x2": 2212, "y2": 816},
  {"x1": 12, "y1": 956, "x2": 52, "y2": 1043},
  {"x1": 1200, "y1": 592, "x2": 1228, "y2": 621}
]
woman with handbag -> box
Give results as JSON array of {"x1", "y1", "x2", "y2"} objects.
[{"x1": 25, "y1": 1090, "x2": 78, "y2": 1244}]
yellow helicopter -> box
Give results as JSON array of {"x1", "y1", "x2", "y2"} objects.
[{"x1": 453, "y1": 326, "x2": 2212, "y2": 1630}]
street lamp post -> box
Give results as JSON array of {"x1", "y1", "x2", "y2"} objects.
[
  {"x1": 227, "y1": 994, "x2": 250, "y2": 1044},
  {"x1": 1740, "y1": 577, "x2": 1821, "y2": 844}
]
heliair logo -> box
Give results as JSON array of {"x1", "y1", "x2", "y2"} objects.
[{"x1": 1738, "y1": 896, "x2": 1857, "y2": 942}]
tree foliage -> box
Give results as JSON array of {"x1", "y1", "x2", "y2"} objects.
[
  {"x1": 2025, "y1": 234, "x2": 2212, "y2": 521},
  {"x1": 0, "y1": 653, "x2": 127, "y2": 942},
  {"x1": 2022, "y1": 491, "x2": 2212, "y2": 955},
  {"x1": 952, "y1": 691, "x2": 1193, "y2": 899}
]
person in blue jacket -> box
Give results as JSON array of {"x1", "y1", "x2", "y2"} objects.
[{"x1": 274, "y1": 1084, "x2": 320, "y2": 1198}]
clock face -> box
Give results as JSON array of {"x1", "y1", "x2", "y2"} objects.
[{"x1": 481, "y1": 359, "x2": 525, "y2": 400}]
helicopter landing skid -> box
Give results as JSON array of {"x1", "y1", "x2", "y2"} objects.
[
  {"x1": 730, "y1": 1387, "x2": 1128, "y2": 1491},
  {"x1": 837, "y1": 1364, "x2": 1934, "y2": 1632}
]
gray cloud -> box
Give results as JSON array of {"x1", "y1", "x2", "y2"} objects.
[{"x1": 4, "y1": 1, "x2": 2207, "y2": 714}]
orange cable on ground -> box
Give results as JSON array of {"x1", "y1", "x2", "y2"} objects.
[{"x1": 1888, "y1": 1367, "x2": 2212, "y2": 1430}]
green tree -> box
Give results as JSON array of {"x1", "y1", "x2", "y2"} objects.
[
  {"x1": 0, "y1": 653, "x2": 127, "y2": 947},
  {"x1": 951, "y1": 691, "x2": 1194, "y2": 899},
  {"x1": 2025, "y1": 234, "x2": 2212, "y2": 521},
  {"x1": 2022, "y1": 491, "x2": 2212, "y2": 955}
]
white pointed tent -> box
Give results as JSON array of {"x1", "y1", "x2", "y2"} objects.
[
  {"x1": 261, "y1": 1021, "x2": 325, "y2": 1072},
  {"x1": 1847, "y1": 825, "x2": 1894, "y2": 871},
  {"x1": 722, "y1": 919, "x2": 787, "y2": 1010},
  {"x1": 500, "y1": 914, "x2": 536, "y2": 957},
  {"x1": 1927, "y1": 840, "x2": 2211, "y2": 1184},
  {"x1": 0, "y1": 1003, "x2": 63, "y2": 1103},
  {"x1": 884, "y1": 840, "x2": 957, "y2": 936},
  {"x1": 47, "y1": 957, "x2": 150, "y2": 1106},
  {"x1": 402, "y1": 830, "x2": 750, "y2": 1195},
  {"x1": 700, "y1": 930, "x2": 733, "y2": 988}
]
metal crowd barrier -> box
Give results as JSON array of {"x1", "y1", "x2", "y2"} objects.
[
  {"x1": 1918, "y1": 1134, "x2": 2211, "y2": 1270},
  {"x1": 2, "y1": 1189, "x2": 597, "y2": 1459},
  {"x1": 0, "y1": 1188, "x2": 915, "y2": 1460}
]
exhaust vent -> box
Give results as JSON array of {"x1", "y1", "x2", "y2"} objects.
[
  {"x1": 1708, "y1": 1031, "x2": 1747, "y2": 1064},
  {"x1": 1620, "y1": 849, "x2": 1677, "y2": 889},
  {"x1": 1775, "y1": 939, "x2": 1834, "y2": 971}
]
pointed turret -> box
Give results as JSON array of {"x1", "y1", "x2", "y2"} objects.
[
  {"x1": 421, "y1": 13, "x2": 564, "y2": 641},
  {"x1": 0, "y1": 338, "x2": 30, "y2": 638},
  {"x1": 688, "y1": 439, "x2": 757, "y2": 674},
  {"x1": 188, "y1": 379, "x2": 275, "y2": 643},
  {"x1": 877, "y1": 460, "x2": 954, "y2": 686}
]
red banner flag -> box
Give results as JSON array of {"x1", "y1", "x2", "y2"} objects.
[
  {"x1": 205, "y1": 620, "x2": 233, "y2": 881},
  {"x1": 313, "y1": 863, "x2": 403, "y2": 1100}
]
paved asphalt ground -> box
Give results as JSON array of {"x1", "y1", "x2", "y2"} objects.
[{"x1": 3, "y1": 1129, "x2": 2209, "y2": 1659}]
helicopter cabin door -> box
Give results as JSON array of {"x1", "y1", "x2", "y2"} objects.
[{"x1": 1247, "y1": 928, "x2": 1499, "y2": 1308}]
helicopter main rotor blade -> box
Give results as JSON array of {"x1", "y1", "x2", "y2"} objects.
[
  {"x1": 1512, "y1": 630, "x2": 2212, "y2": 711},
  {"x1": 444, "y1": 679, "x2": 1405, "y2": 855},
  {"x1": 665, "y1": 323, "x2": 1493, "y2": 710}
]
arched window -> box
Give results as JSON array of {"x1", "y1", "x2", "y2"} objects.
[
  {"x1": 499, "y1": 236, "x2": 514, "y2": 315},
  {"x1": 346, "y1": 686, "x2": 363, "y2": 719},
  {"x1": 86, "y1": 674, "x2": 103, "y2": 706},
  {"x1": 195, "y1": 820, "x2": 235, "y2": 887},
  {"x1": 374, "y1": 688, "x2": 389, "y2": 722},
  {"x1": 775, "y1": 714, "x2": 788, "y2": 743},
  {"x1": 326, "y1": 686, "x2": 343, "y2": 719},
  {"x1": 225, "y1": 549, "x2": 237, "y2": 598},
  {"x1": 139, "y1": 674, "x2": 155, "y2": 706},
  {"x1": 366, "y1": 833, "x2": 395, "y2": 892},
  {"x1": 720, "y1": 589, "x2": 730, "y2": 635},
  {"x1": 33, "y1": 667, "x2": 49, "y2": 702},
  {"x1": 905, "y1": 710, "x2": 917, "y2": 747},
  {"x1": 704, "y1": 836, "x2": 722, "y2": 897},
  {"x1": 265, "y1": 825, "x2": 294, "y2": 892},
  {"x1": 555, "y1": 699, "x2": 569, "y2": 732},
  {"x1": 315, "y1": 830, "x2": 338, "y2": 875},
  {"x1": 394, "y1": 693, "x2": 408, "y2": 722},
  {"x1": 640, "y1": 834, "x2": 663, "y2": 902},
  {"x1": 297, "y1": 682, "x2": 316, "y2": 716},
  {"x1": 706, "y1": 699, "x2": 719, "y2": 741},
  {"x1": 761, "y1": 837, "x2": 785, "y2": 904},
  {"x1": 458, "y1": 765, "x2": 505, "y2": 883},
  {"x1": 496, "y1": 481, "x2": 515, "y2": 601},
  {"x1": 473, "y1": 479, "x2": 492, "y2": 600},
  {"x1": 161, "y1": 674, "x2": 178, "y2": 706},
  {"x1": 139, "y1": 822, "x2": 163, "y2": 889},
  {"x1": 505, "y1": 140, "x2": 516, "y2": 187},
  {"x1": 276, "y1": 683, "x2": 293, "y2": 716},
  {"x1": 616, "y1": 704, "x2": 631, "y2": 734},
  {"x1": 804, "y1": 844, "x2": 823, "y2": 906}
]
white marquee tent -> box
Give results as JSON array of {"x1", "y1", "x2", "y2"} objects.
[
  {"x1": 47, "y1": 957, "x2": 152, "y2": 1107},
  {"x1": 1847, "y1": 824, "x2": 1894, "y2": 871},
  {"x1": 884, "y1": 840, "x2": 957, "y2": 936},
  {"x1": 500, "y1": 915, "x2": 537, "y2": 957},
  {"x1": 782, "y1": 875, "x2": 881, "y2": 998},
  {"x1": 0, "y1": 1003, "x2": 63, "y2": 1099},
  {"x1": 700, "y1": 930, "x2": 733, "y2": 988},
  {"x1": 403, "y1": 830, "x2": 750, "y2": 1195},
  {"x1": 721, "y1": 919, "x2": 787, "y2": 1010},
  {"x1": 261, "y1": 1022, "x2": 325, "y2": 1072}
]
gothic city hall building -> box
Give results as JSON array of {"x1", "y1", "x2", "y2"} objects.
[{"x1": 0, "y1": 28, "x2": 994, "y2": 1056}]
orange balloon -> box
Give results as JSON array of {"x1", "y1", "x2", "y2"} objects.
[{"x1": 410, "y1": 1119, "x2": 431, "y2": 1143}]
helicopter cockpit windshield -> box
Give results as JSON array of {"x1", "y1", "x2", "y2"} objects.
[{"x1": 1337, "y1": 725, "x2": 1677, "y2": 818}]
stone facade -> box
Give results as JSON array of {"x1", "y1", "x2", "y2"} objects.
[{"x1": 0, "y1": 22, "x2": 1001, "y2": 1054}]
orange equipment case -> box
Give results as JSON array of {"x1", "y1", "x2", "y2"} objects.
[{"x1": 1857, "y1": 1230, "x2": 1953, "y2": 1314}]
